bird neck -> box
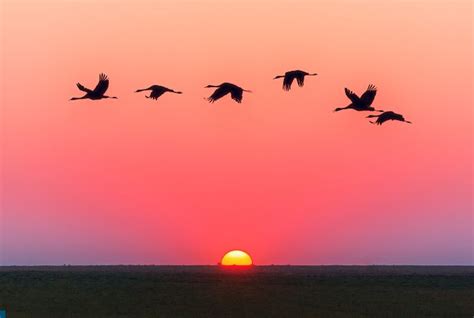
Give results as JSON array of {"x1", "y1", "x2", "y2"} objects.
[
  {"x1": 70, "y1": 96, "x2": 86, "y2": 100},
  {"x1": 334, "y1": 105, "x2": 351, "y2": 112}
]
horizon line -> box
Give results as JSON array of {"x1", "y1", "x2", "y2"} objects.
[{"x1": 1, "y1": 264, "x2": 473, "y2": 267}]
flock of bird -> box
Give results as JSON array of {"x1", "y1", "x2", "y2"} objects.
[{"x1": 70, "y1": 71, "x2": 412, "y2": 126}]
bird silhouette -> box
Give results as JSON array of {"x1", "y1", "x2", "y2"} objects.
[
  {"x1": 70, "y1": 73, "x2": 117, "y2": 101},
  {"x1": 273, "y1": 70, "x2": 318, "y2": 91},
  {"x1": 205, "y1": 82, "x2": 251, "y2": 103},
  {"x1": 367, "y1": 111, "x2": 412, "y2": 125},
  {"x1": 334, "y1": 85, "x2": 383, "y2": 112},
  {"x1": 135, "y1": 85, "x2": 182, "y2": 100}
]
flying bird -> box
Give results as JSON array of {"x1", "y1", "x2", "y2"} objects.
[
  {"x1": 70, "y1": 73, "x2": 117, "y2": 101},
  {"x1": 367, "y1": 111, "x2": 412, "y2": 125},
  {"x1": 135, "y1": 85, "x2": 182, "y2": 100},
  {"x1": 273, "y1": 70, "x2": 318, "y2": 91},
  {"x1": 334, "y1": 84, "x2": 383, "y2": 112},
  {"x1": 205, "y1": 82, "x2": 251, "y2": 103}
]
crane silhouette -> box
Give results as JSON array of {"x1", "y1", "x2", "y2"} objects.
[
  {"x1": 205, "y1": 82, "x2": 251, "y2": 103},
  {"x1": 334, "y1": 85, "x2": 383, "y2": 112},
  {"x1": 367, "y1": 111, "x2": 412, "y2": 125},
  {"x1": 135, "y1": 85, "x2": 182, "y2": 100},
  {"x1": 273, "y1": 70, "x2": 318, "y2": 91},
  {"x1": 70, "y1": 73, "x2": 117, "y2": 101}
]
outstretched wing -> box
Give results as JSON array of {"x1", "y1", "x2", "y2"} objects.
[
  {"x1": 296, "y1": 73, "x2": 305, "y2": 87},
  {"x1": 283, "y1": 74, "x2": 295, "y2": 91},
  {"x1": 230, "y1": 87, "x2": 243, "y2": 103},
  {"x1": 344, "y1": 88, "x2": 360, "y2": 103},
  {"x1": 207, "y1": 86, "x2": 229, "y2": 103},
  {"x1": 76, "y1": 83, "x2": 92, "y2": 93},
  {"x1": 375, "y1": 112, "x2": 391, "y2": 125},
  {"x1": 92, "y1": 73, "x2": 110, "y2": 96},
  {"x1": 375, "y1": 116, "x2": 387, "y2": 125},
  {"x1": 149, "y1": 88, "x2": 166, "y2": 100},
  {"x1": 360, "y1": 84, "x2": 377, "y2": 106}
]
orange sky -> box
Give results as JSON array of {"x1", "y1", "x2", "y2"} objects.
[{"x1": 1, "y1": 0, "x2": 472, "y2": 265}]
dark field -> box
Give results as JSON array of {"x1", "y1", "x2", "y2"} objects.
[{"x1": 1, "y1": 266, "x2": 473, "y2": 317}]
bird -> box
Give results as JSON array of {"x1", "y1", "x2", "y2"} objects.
[
  {"x1": 334, "y1": 84, "x2": 383, "y2": 112},
  {"x1": 205, "y1": 82, "x2": 251, "y2": 103},
  {"x1": 273, "y1": 70, "x2": 318, "y2": 91},
  {"x1": 70, "y1": 73, "x2": 117, "y2": 100},
  {"x1": 135, "y1": 85, "x2": 182, "y2": 100},
  {"x1": 367, "y1": 111, "x2": 412, "y2": 125}
]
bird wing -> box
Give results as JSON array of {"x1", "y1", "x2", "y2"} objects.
[
  {"x1": 344, "y1": 88, "x2": 360, "y2": 103},
  {"x1": 359, "y1": 85, "x2": 377, "y2": 106},
  {"x1": 375, "y1": 112, "x2": 390, "y2": 125},
  {"x1": 92, "y1": 73, "x2": 110, "y2": 96},
  {"x1": 283, "y1": 75, "x2": 295, "y2": 91},
  {"x1": 230, "y1": 87, "x2": 243, "y2": 103},
  {"x1": 296, "y1": 73, "x2": 305, "y2": 87},
  {"x1": 76, "y1": 83, "x2": 92, "y2": 93},
  {"x1": 149, "y1": 88, "x2": 166, "y2": 100},
  {"x1": 375, "y1": 117, "x2": 386, "y2": 125},
  {"x1": 207, "y1": 86, "x2": 229, "y2": 103}
]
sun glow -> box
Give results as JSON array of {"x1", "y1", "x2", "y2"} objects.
[{"x1": 220, "y1": 250, "x2": 253, "y2": 266}]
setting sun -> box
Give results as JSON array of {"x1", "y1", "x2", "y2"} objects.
[{"x1": 220, "y1": 250, "x2": 253, "y2": 266}]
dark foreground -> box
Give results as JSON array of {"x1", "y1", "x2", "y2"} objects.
[{"x1": 1, "y1": 266, "x2": 473, "y2": 318}]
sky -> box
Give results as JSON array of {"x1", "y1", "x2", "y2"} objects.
[{"x1": 0, "y1": 0, "x2": 472, "y2": 265}]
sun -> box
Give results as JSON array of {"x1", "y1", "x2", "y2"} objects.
[{"x1": 220, "y1": 250, "x2": 253, "y2": 266}]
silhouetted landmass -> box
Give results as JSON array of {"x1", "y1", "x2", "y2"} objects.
[{"x1": 1, "y1": 266, "x2": 472, "y2": 317}]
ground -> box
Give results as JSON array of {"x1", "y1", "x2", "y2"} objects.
[{"x1": 0, "y1": 266, "x2": 473, "y2": 317}]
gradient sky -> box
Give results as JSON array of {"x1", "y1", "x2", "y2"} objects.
[{"x1": 1, "y1": 0, "x2": 472, "y2": 265}]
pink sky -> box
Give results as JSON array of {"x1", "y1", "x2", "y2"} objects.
[{"x1": 1, "y1": 0, "x2": 472, "y2": 265}]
